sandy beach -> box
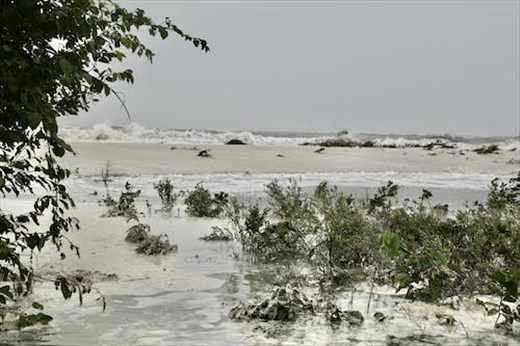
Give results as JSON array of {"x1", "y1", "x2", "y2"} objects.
[{"x1": 61, "y1": 142, "x2": 519, "y2": 177}]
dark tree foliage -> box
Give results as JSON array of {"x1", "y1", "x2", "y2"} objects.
[{"x1": 0, "y1": 0, "x2": 208, "y2": 305}]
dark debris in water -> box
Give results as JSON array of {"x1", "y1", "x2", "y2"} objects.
[
  {"x1": 374, "y1": 311, "x2": 386, "y2": 322},
  {"x1": 328, "y1": 306, "x2": 364, "y2": 326},
  {"x1": 229, "y1": 285, "x2": 314, "y2": 321}
]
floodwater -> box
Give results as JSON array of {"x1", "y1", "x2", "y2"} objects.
[{"x1": 0, "y1": 177, "x2": 518, "y2": 345}]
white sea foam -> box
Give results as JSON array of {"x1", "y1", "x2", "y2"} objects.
[
  {"x1": 59, "y1": 123, "x2": 330, "y2": 146},
  {"x1": 59, "y1": 123, "x2": 519, "y2": 149},
  {"x1": 65, "y1": 171, "x2": 505, "y2": 212}
]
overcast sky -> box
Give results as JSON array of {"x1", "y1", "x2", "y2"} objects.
[{"x1": 61, "y1": 0, "x2": 520, "y2": 136}]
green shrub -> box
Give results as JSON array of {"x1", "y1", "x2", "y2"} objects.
[
  {"x1": 105, "y1": 182, "x2": 141, "y2": 221},
  {"x1": 225, "y1": 176, "x2": 520, "y2": 308},
  {"x1": 153, "y1": 178, "x2": 179, "y2": 214},
  {"x1": 185, "y1": 183, "x2": 229, "y2": 217}
]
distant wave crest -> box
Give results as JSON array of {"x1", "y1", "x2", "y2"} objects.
[
  {"x1": 59, "y1": 123, "x2": 330, "y2": 146},
  {"x1": 59, "y1": 123, "x2": 519, "y2": 150}
]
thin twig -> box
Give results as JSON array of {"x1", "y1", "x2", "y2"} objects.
[
  {"x1": 459, "y1": 321, "x2": 470, "y2": 342},
  {"x1": 366, "y1": 266, "x2": 377, "y2": 315}
]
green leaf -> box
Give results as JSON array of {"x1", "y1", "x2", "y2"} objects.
[
  {"x1": 17, "y1": 313, "x2": 53, "y2": 328},
  {"x1": 59, "y1": 279, "x2": 72, "y2": 299},
  {"x1": 0, "y1": 285, "x2": 13, "y2": 299},
  {"x1": 58, "y1": 57, "x2": 73, "y2": 74},
  {"x1": 395, "y1": 272, "x2": 410, "y2": 286},
  {"x1": 26, "y1": 234, "x2": 40, "y2": 250},
  {"x1": 32, "y1": 302, "x2": 44, "y2": 310},
  {"x1": 158, "y1": 27, "x2": 168, "y2": 39},
  {"x1": 487, "y1": 308, "x2": 498, "y2": 316},
  {"x1": 380, "y1": 232, "x2": 400, "y2": 258}
]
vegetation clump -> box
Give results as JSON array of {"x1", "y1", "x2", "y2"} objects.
[
  {"x1": 473, "y1": 144, "x2": 500, "y2": 154},
  {"x1": 223, "y1": 173, "x2": 520, "y2": 330},
  {"x1": 229, "y1": 285, "x2": 314, "y2": 321},
  {"x1": 329, "y1": 307, "x2": 364, "y2": 326},
  {"x1": 125, "y1": 223, "x2": 177, "y2": 255},
  {"x1": 185, "y1": 184, "x2": 229, "y2": 217},
  {"x1": 103, "y1": 182, "x2": 142, "y2": 221},
  {"x1": 136, "y1": 235, "x2": 177, "y2": 255},
  {"x1": 303, "y1": 138, "x2": 463, "y2": 150},
  {"x1": 200, "y1": 226, "x2": 232, "y2": 241},
  {"x1": 153, "y1": 178, "x2": 180, "y2": 214},
  {"x1": 16, "y1": 312, "x2": 53, "y2": 329},
  {"x1": 302, "y1": 139, "x2": 375, "y2": 148},
  {"x1": 423, "y1": 140, "x2": 456, "y2": 150},
  {"x1": 125, "y1": 223, "x2": 151, "y2": 243}
]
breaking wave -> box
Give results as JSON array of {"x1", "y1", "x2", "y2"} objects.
[{"x1": 59, "y1": 123, "x2": 520, "y2": 150}]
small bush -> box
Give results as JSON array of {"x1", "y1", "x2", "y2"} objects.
[
  {"x1": 136, "y1": 235, "x2": 177, "y2": 255},
  {"x1": 185, "y1": 183, "x2": 228, "y2": 217},
  {"x1": 125, "y1": 223, "x2": 150, "y2": 243},
  {"x1": 104, "y1": 182, "x2": 141, "y2": 221},
  {"x1": 487, "y1": 174, "x2": 520, "y2": 209},
  {"x1": 125, "y1": 223, "x2": 177, "y2": 255},
  {"x1": 200, "y1": 226, "x2": 232, "y2": 241},
  {"x1": 153, "y1": 178, "x2": 179, "y2": 214}
]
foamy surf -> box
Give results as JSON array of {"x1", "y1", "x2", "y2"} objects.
[{"x1": 58, "y1": 123, "x2": 520, "y2": 150}]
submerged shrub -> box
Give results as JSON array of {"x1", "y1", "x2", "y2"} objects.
[
  {"x1": 200, "y1": 226, "x2": 232, "y2": 241},
  {"x1": 136, "y1": 235, "x2": 177, "y2": 255},
  {"x1": 223, "y1": 174, "x2": 520, "y2": 313},
  {"x1": 185, "y1": 183, "x2": 228, "y2": 217},
  {"x1": 125, "y1": 223, "x2": 177, "y2": 255},
  {"x1": 104, "y1": 182, "x2": 141, "y2": 221},
  {"x1": 125, "y1": 223, "x2": 150, "y2": 243},
  {"x1": 229, "y1": 285, "x2": 314, "y2": 321},
  {"x1": 380, "y1": 178, "x2": 520, "y2": 301},
  {"x1": 153, "y1": 178, "x2": 179, "y2": 214}
]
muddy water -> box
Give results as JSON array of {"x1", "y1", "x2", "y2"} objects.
[
  {"x1": 0, "y1": 181, "x2": 518, "y2": 345},
  {"x1": 0, "y1": 202, "x2": 255, "y2": 345}
]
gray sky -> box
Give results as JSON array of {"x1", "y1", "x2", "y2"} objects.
[{"x1": 61, "y1": 0, "x2": 520, "y2": 136}]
